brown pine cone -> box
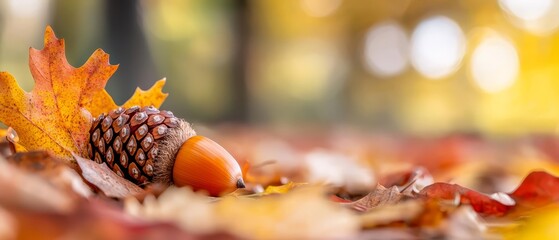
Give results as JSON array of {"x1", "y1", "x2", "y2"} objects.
[{"x1": 88, "y1": 106, "x2": 245, "y2": 196}]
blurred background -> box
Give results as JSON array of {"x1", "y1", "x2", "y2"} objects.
[{"x1": 1, "y1": 0, "x2": 559, "y2": 136}]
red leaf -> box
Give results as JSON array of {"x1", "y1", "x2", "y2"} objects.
[
  {"x1": 419, "y1": 183, "x2": 512, "y2": 216},
  {"x1": 510, "y1": 171, "x2": 559, "y2": 207},
  {"x1": 12, "y1": 198, "x2": 200, "y2": 240}
]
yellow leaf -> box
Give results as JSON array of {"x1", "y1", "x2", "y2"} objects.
[
  {"x1": 216, "y1": 187, "x2": 359, "y2": 239},
  {"x1": 122, "y1": 78, "x2": 168, "y2": 109},
  {"x1": 83, "y1": 89, "x2": 117, "y2": 118},
  {"x1": 0, "y1": 26, "x2": 118, "y2": 159},
  {"x1": 85, "y1": 78, "x2": 168, "y2": 117},
  {"x1": 126, "y1": 186, "x2": 360, "y2": 239},
  {"x1": 263, "y1": 182, "x2": 306, "y2": 195}
]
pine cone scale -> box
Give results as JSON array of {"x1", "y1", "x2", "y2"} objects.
[
  {"x1": 141, "y1": 133, "x2": 154, "y2": 151},
  {"x1": 112, "y1": 114, "x2": 127, "y2": 132},
  {"x1": 88, "y1": 106, "x2": 178, "y2": 186}
]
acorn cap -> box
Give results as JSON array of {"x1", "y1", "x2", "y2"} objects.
[{"x1": 151, "y1": 118, "x2": 196, "y2": 185}]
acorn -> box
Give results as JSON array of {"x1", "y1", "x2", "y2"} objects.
[{"x1": 87, "y1": 106, "x2": 245, "y2": 196}]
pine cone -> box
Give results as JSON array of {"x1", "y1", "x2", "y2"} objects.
[{"x1": 87, "y1": 106, "x2": 245, "y2": 195}]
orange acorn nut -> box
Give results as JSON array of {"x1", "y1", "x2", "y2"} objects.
[{"x1": 173, "y1": 136, "x2": 245, "y2": 196}]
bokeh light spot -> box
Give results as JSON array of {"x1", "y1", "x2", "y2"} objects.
[
  {"x1": 410, "y1": 16, "x2": 466, "y2": 79},
  {"x1": 470, "y1": 35, "x2": 519, "y2": 93},
  {"x1": 499, "y1": 0, "x2": 552, "y2": 21},
  {"x1": 499, "y1": 0, "x2": 559, "y2": 35},
  {"x1": 363, "y1": 21, "x2": 409, "y2": 77},
  {"x1": 8, "y1": 0, "x2": 46, "y2": 17}
]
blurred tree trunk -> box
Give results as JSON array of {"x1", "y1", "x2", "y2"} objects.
[
  {"x1": 228, "y1": 0, "x2": 250, "y2": 122},
  {"x1": 105, "y1": 0, "x2": 158, "y2": 104}
]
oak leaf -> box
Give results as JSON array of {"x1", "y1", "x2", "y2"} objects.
[
  {"x1": 0, "y1": 26, "x2": 167, "y2": 160},
  {"x1": 85, "y1": 78, "x2": 168, "y2": 117}
]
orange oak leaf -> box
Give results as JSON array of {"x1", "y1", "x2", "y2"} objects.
[
  {"x1": 0, "y1": 26, "x2": 118, "y2": 159},
  {"x1": 0, "y1": 26, "x2": 168, "y2": 161}
]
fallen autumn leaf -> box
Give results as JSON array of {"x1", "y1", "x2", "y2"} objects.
[{"x1": 74, "y1": 153, "x2": 145, "y2": 198}]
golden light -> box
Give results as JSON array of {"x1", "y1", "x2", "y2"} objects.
[
  {"x1": 470, "y1": 34, "x2": 519, "y2": 93},
  {"x1": 410, "y1": 16, "x2": 466, "y2": 79},
  {"x1": 363, "y1": 21, "x2": 409, "y2": 77},
  {"x1": 300, "y1": 0, "x2": 342, "y2": 18}
]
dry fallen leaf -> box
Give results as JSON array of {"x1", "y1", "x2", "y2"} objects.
[
  {"x1": 7, "y1": 151, "x2": 92, "y2": 198},
  {"x1": 510, "y1": 171, "x2": 559, "y2": 208},
  {"x1": 445, "y1": 206, "x2": 490, "y2": 239},
  {"x1": 304, "y1": 149, "x2": 376, "y2": 193},
  {"x1": 74, "y1": 153, "x2": 145, "y2": 198},
  {"x1": 126, "y1": 186, "x2": 361, "y2": 239},
  {"x1": 358, "y1": 200, "x2": 424, "y2": 229},
  {"x1": 419, "y1": 182, "x2": 513, "y2": 216},
  {"x1": 0, "y1": 155, "x2": 76, "y2": 213},
  {"x1": 262, "y1": 182, "x2": 306, "y2": 195},
  {"x1": 126, "y1": 187, "x2": 221, "y2": 235},
  {"x1": 418, "y1": 171, "x2": 559, "y2": 217},
  {"x1": 356, "y1": 228, "x2": 418, "y2": 239},
  {"x1": 216, "y1": 187, "x2": 360, "y2": 240},
  {"x1": 346, "y1": 184, "x2": 405, "y2": 212},
  {"x1": 0, "y1": 206, "x2": 16, "y2": 240},
  {"x1": 12, "y1": 198, "x2": 198, "y2": 240},
  {"x1": 380, "y1": 167, "x2": 434, "y2": 193}
]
